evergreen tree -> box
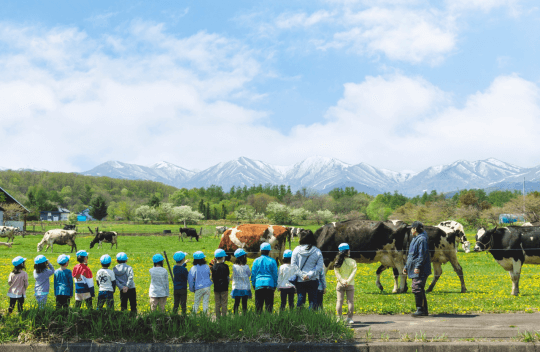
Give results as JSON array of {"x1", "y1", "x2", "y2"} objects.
[
  {"x1": 205, "y1": 202, "x2": 210, "y2": 220},
  {"x1": 147, "y1": 194, "x2": 161, "y2": 208},
  {"x1": 221, "y1": 203, "x2": 227, "y2": 219},
  {"x1": 89, "y1": 195, "x2": 108, "y2": 220}
]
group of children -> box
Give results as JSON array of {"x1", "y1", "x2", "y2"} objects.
[{"x1": 6, "y1": 242, "x2": 356, "y2": 319}]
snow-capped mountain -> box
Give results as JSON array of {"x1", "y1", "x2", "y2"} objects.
[{"x1": 76, "y1": 157, "x2": 538, "y2": 196}]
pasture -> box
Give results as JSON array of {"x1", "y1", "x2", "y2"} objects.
[{"x1": 1, "y1": 226, "x2": 540, "y2": 315}]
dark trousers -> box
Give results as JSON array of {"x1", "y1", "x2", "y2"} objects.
[
  {"x1": 56, "y1": 295, "x2": 70, "y2": 309},
  {"x1": 316, "y1": 290, "x2": 324, "y2": 310},
  {"x1": 280, "y1": 288, "x2": 295, "y2": 310},
  {"x1": 75, "y1": 298, "x2": 93, "y2": 309},
  {"x1": 120, "y1": 288, "x2": 137, "y2": 313},
  {"x1": 412, "y1": 278, "x2": 429, "y2": 313},
  {"x1": 255, "y1": 288, "x2": 274, "y2": 313},
  {"x1": 234, "y1": 296, "x2": 248, "y2": 314},
  {"x1": 295, "y1": 280, "x2": 319, "y2": 309},
  {"x1": 173, "y1": 289, "x2": 187, "y2": 314},
  {"x1": 97, "y1": 291, "x2": 114, "y2": 310},
  {"x1": 8, "y1": 297, "x2": 24, "y2": 313}
]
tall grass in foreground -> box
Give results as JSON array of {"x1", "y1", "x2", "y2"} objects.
[{"x1": 0, "y1": 308, "x2": 353, "y2": 344}]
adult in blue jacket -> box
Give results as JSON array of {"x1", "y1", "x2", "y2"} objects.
[
  {"x1": 251, "y1": 242, "x2": 278, "y2": 313},
  {"x1": 403, "y1": 221, "x2": 432, "y2": 317}
]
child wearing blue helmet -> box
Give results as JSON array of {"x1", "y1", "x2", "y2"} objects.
[
  {"x1": 72, "y1": 250, "x2": 95, "y2": 309},
  {"x1": 335, "y1": 243, "x2": 357, "y2": 324},
  {"x1": 251, "y1": 242, "x2": 278, "y2": 313},
  {"x1": 54, "y1": 254, "x2": 73, "y2": 309},
  {"x1": 149, "y1": 253, "x2": 169, "y2": 312},
  {"x1": 211, "y1": 249, "x2": 230, "y2": 319},
  {"x1": 277, "y1": 249, "x2": 296, "y2": 310},
  {"x1": 33, "y1": 255, "x2": 54, "y2": 309},
  {"x1": 188, "y1": 251, "x2": 212, "y2": 314},
  {"x1": 172, "y1": 251, "x2": 188, "y2": 314},
  {"x1": 96, "y1": 254, "x2": 116, "y2": 310},
  {"x1": 231, "y1": 248, "x2": 251, "y2": 314},
  {"x1": 113, "y1": 252, "x2": 137, "y2": 314},
  {"x1": 7, "y1": 256, "x2": 28, "y2": 314}
]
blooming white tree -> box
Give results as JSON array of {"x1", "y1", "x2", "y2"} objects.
[
  {"x1": 311, "y1": 209, "x2": 334, "y2": 225},
  {"x1": 234, "y1": 206, "x2": 256, "y2": 223},
  {"x1": 266, "y1": 202, "x2": 292, "y2": 224},
  {"x1": 174, "y1": 206, "x2": 204, "y2": 227},
  {"x1": 159, "y1": 203, "x2": 178, "y2": 224},
  {"x1": 290, "y1": 207, "x2": 311, "y2": 224},
  {"x1": 135, "y1": 205, "x2": 159, "y2": 224}
]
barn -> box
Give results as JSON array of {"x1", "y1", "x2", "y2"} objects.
[
  {"x1": 0, "y1": 186, "x2": 30, "y2": 230},
  {"x1": 40, "y1": 207, "x2": 71, "y2": 222}
]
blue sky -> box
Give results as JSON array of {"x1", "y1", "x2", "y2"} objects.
[{"x1": 1, "y1": 0, "x2": 540, "y2": 173}]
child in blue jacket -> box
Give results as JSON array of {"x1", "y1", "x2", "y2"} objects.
[
  {"x1": 251, "y1": 243, "x2": 278, "y2": 313},
  {"x1": 54, "y1": 254, "x2": 73, "y2": 309},
  {"x1": 173, "y1": 251, "x2": 188, "y2": 314}
]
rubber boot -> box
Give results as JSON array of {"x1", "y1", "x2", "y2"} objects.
[
  {"x1": 411, "y1": 294, "x2": 426, "y2": 317},
  {"x1": 423, "y1": 294, "x2": 429, "y2": 316}
]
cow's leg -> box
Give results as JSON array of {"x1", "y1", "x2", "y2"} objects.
[
  {"x1": 448, "y1": 255, "x2": 467, "y2": 293},
  {"x1": 426, "y1": 262, "x2": 443, "y2": 293},
  {"x1": 392, "y1": 268, "x2": 400, "y2": 293},
  {"x1": 375, "y1": 265, "x2": 387, "y2": 292},
  {"x1": 393, "y1": 260, "x2": 406, "y2": 294},
  {"x1": 50, "y1": 243, "x2": 53, "y2": 253},
  {"x1": 509, "y1": 259, "x2": 522, "y2": 296}
]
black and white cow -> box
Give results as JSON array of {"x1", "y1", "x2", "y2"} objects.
[
  {"x1": 89, "y1": 230, "x2": 118, "y2": 249},
  {"x1": 63, "y1": 224, "x2": 76, "y2": 231},
  {"x1": 288, "y1": 227, "x2": 304, "y2": 238},
  {"x1": 438, "y1": 221, "x2": 470, "y2": 253},
  {"x1": 215, "y1": 226, "x2": 229, "y2": 238},
  {"x1": 475, "y1": 226, "x2": 540, "y2": 296},
  {"x1": 311, "y1": 220, "x2": 411, "y2": 293},
  {"x1": 179, "y1": 227, "x2": 201, "y2": 242},
  {"x1": 375, "y1": 220, "x2": 468, "y2": 293},
  {"x1": 0, "y1": 226, "x2": 16, "y2": 243}
]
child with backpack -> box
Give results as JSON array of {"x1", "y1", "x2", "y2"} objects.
[
  {"x1": 149, "y1": 253, "x2": 169, "y2": 312},
  {"x1": 113, "y1": 252, "x2": 137, "y2": 314},
  {"x1": 211, "y1": 249, "x2": 230, "y2": 319},
  {"x1": 188, "y1": 251, "x2": 212, "y2": 314},
  {"x1": 72, "y1": 250, "x2": 95, "y2": 309},
  {"x1": 96, "y1": 254, "x2": 116, "y2": 310},
  {"x1": 7, "y1": 256, "x2": 28, "y2": 314},
  {"x1": 54, "y1": 254, "x2": 73, "y2": 309},
  {"x1": 33, "y1": 255, "x2": 54, "y2": 309},
  {"x1": 230, "y1": 248, "x2": 251, "y2": 314},
  {"x1": 172, "y1": 251, "x2": 188, "y2": 314},
  {"x1": 277, "y1": 249, "x2": 296, "y2": 310}
]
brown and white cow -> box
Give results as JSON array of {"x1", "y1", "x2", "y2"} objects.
[
  {"x1": 218, "y1": 224, "x2": 291, "y2": 265},
  {"x1": 37, "y1": 229, "x2": 77, "y2": 253}
]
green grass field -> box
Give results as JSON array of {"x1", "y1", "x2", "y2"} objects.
[{"x1": 1, "y1": 227, "x2": 540, "y2": 315}]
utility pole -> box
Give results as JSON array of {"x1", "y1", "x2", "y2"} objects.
[{"x1": 523, "y1": 177, "x2": 526, "y2": 213}]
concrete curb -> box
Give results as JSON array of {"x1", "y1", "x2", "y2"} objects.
[{"x1": 0, "y1": 342, "x2": 538, "y2": 352}]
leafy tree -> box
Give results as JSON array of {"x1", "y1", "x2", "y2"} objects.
[
  {"x1": 266, "y1": 202, "x2": 291, "y2": 224},
  {"x1": 311, "y1": 209, "x2": 334, "y2": 225},
  {"x1": 89, "y1": 195, "x2": 108, "y2": 220},
  {"x1": 135, "y1": 205, "x2": 159, "y2": 223},
  {"x1": 247, "y1": 193, "x2": 276, "y2": 214},
  {"x1": 159, "y1": 203, "x2": 177, "y2": 224},
  {"x1": 290, "y1": 207, "x2": 311, "y2": 224},
  {"x1": 117, "y1": 201, "x2": 136, "y2": 221},
  {"x1": 147, "y1": 194, "x2": 161, "y2": 208},
  {"x1": 234, "y1": 206, "x2": 256, "y2": 223},
  {"x1": 67, "y1": 212, "x2": 78, "y2": 225}
]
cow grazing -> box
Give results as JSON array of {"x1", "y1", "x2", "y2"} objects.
[
  {"x1": 215, "y1": 226, "x2": 229, "y2": 238},
  {"x1": 475, "y1": 226, "x2": 540, "y2": 296},
  {"x1": 179, "y1": 227, "x2": 202, "y2": 242},
  {"x1": 63, "y1": 224, "x2": 76, "y2": 231},
  {"x1": 438, "y1": 221, "x2": 470, "y2": 253},
  {"x1": 37, "y1": 229, "x2": 77, "y2": 253},
  {"x1": 218, "y1": 224, "x2": 291, "y2": 265},
  {"x1": 89, "y1": 230, "x2": 118, "y2": 249},
  {"x1": 313, "y1": 220, "x2": 411, "y2": 294},
  {"x1": 0, "y1": 226, "x2": 17, "y2": 243},
  {"x1": 376, "y1": 221, "x2": 468, "y2": 293},
  {"x1": 287, "y1": 227, "x2": 304, "y2": 238}
]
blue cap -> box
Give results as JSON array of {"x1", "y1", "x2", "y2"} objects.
[
  {"x1": 57, "y1": 254, "x2": 70, "y2": 265},
  {"x1": 283, "y1": 249, "x2": 292, "y2": 258},
  {"x1": 116, "y1": 252, "x2": 128, "y2": 261},
  {"x1": 338, "y1": 243, "x2": 350, "y2": 251},
  {"x1": 193, "y1": 251, "x2": 205, "y2": 260},
  {"x1": 173, "y1": 251, "x2": 186, "y2": 262},
  {"x1": 152, "y1": 254, "x2": 164, "y2": 263},
  {"x1": 34, "y1": 255, "x2": 47, "y2": 265},
  {"x1": 234, "y1": 248, "x2": 246, "y2": 257},
  {"x1": 214, "y1": 249, "x2": 226, "y2": 258},
  {"x1": 76, "y1": 250, "x2": 88, "y2": 257},
  {"x1": 100, "y1": 254, "x2": 112, "y2": 265},
  {"x1": 260, "y1": 242, "x2": 271, "y2": 251},
  {"x1": 12, "y1": 256, "x2": 26, "y2": 267}
]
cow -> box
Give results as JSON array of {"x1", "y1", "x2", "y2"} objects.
[
  {"x1": 218, "y1": 224, "x2": 291, "y2": 265},
  {"x1": 438, "y1": 221, "x2": 470, "y2": 253},
  {"x1": 311, "y1": 220, "x2": 411, "y2": 294},
  {"x1": 89, "y1": 228, "x2": 118, "y2": 249},
  {"x1": 63, "y1": 224, "x2": 76, "y2": 231},
  {"x1": 375, "y1": 221, "x2": 468, "y2": 293},
  {"x1": 215, "y1": 226, "x2": 229, "y2": 239},
  {"x1": 475, "y1": 226, "x2": 540, "y2": 296},
  {"x1": 179, "y1": 227, "x2": 202, "y2": 242},
  {"x1": 37, "y1": 229, "x2": 77, "y2": 253},
  {"x1": 0, "y1": 226, "x2": 17, "y2": 243},
  {"x1": 0, "y1": 242, "x2": 12, "y2": 248},
  {"x1": 287, "y1": 227, "x2": 304, "y2": 238}
]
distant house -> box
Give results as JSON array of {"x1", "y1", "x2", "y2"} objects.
[
  {"x1": 77, "y1": 208, "x2": 96, "y2": 222},
  {"x1": 40, "y1": 207, "x2": 71, "y2": 222},
  {"x1": 0, "y1": 186, "x2": 30, "y2": 230}
]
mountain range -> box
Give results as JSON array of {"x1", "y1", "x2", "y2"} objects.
[{"x1": 75, "y1": 157, "x2": 540, "y2": 196}]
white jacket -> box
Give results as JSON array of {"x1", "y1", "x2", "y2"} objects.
[{"x1": 277, "y1": 264, "x2": 296, "y2": 289}]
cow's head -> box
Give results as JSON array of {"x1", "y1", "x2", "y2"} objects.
[
  {"x1": 474, "y1": 227, "x2": 495, "y2": 252},
  {"x1": 37, "y1": 242, "x2": 44, "y2": 252}
]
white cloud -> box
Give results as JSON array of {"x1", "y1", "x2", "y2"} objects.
[{"x1": 275, "y1": 10, "x2": 334, "y2": 29}]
